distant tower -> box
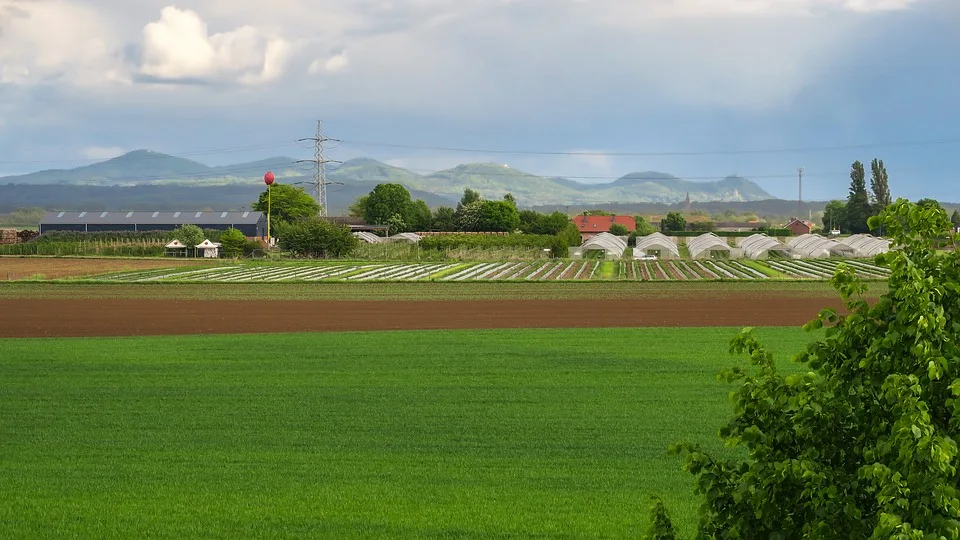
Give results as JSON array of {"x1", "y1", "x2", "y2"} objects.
[{"x1": 684, "y1": 191, "x2": 692, "y2": 211}]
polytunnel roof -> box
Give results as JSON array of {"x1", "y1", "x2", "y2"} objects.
[
  {"x1": 836, "y1": 234, "x2": 890, "y2": 257},
  {"x1": 581, "y1": 232, "x2": 628, "y2": 258},
  {"x1": 787, "y1": 234, "x2": 857, "y2": 258},
  {"x1": 352, "y1": 231, "x2": 383, "y2": 244},
  {"x1": 634, "y1": 232, "x2": 680, "y2": 258},
  {"x1": 687, "y1": 233, "x2": 731, "y2": 258},
  {"x1": 389, "y1": 232, "x2": 423, "y2": 243},
  {"x1": 739, "y1": 234, "x2": 793, "y2": 259}
]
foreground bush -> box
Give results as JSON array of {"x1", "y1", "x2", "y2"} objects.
[{"x1": 654, "y1": 199, "x2": 960, "y2": 537}]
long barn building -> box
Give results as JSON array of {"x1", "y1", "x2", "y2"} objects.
[{"x1": 39, "y1": 211, "x2": 266, "y2": 237}]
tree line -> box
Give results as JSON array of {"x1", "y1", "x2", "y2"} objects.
[{"x1": 821, "y1": 159, "x2": 893, "y2": 234}]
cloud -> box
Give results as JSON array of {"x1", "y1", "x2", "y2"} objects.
[
  {"x1": 0, "y1": 0, "x2": 125, "y2": 85},
  {"x1": 308, "y1": 50, "x2": 348, "y2": 75},
  {"x1": 137, "y1": 6, "x2": 294, "y2": 84},
  {"x1": 81, "y1": 146, "x2": 126, "y2": 160}
]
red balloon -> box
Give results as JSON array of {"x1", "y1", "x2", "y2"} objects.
[{"x1": 264, "y1": 171, "x2": 275, "y2": 185}]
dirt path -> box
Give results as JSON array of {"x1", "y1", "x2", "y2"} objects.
[{"x1": 0, "y1": 296, "x2": 848, "y2": 338}]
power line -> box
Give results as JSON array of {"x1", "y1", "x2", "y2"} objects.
[{"x1": 336, "y1": 135, "x2": 960, "y2": 157}]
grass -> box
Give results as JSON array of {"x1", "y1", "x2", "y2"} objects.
[
  {"x1": 0, "y1": 279, "x2": 888, "y2": 301},
  {"x1": 0, "y1": 327, "x2": 817, "y2": 538}
]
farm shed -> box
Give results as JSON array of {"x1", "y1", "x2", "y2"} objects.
[
  {"x1": 634, "y1": 232, "x2": 679, "y2": 259},
  {"x1": 164, "y1": 239, "x2": 189, "y2": 257},
  {"x1": 836, "y1": 234, "x2": 890, "y2": 257},
  {"x1": 580, "y1": 232, "x2": 627, "y2": 259},
  {"x1": 195, "y1": 239, "x2": 221, "y2": 258},
  {"x1": 352, "y1": 231, "x2": 383, "y2": 244},
  {"x1": 787, "y1": 234, "x2": 857, "y2": 258},
  {"x1": 687, "y1": 233, "x2": 731, "y2": 259},
  {"x1": 738, "y1": 234, "x2": 794, "y2": 259},
  {"x1": 39, "y1": 211, "x2": 266, "y2": 237}
]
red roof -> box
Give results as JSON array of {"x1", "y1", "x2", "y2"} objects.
[{"x1": 572, "y1": 215, "x2": 636, "y2": 233}]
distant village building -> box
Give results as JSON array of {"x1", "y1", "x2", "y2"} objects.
[{"x1": 787, "y1": 218, "x2": 815, "y2": 236}]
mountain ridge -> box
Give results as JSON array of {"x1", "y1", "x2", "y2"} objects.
[{"x1": 1, "y1": 151, "x2": 776, "y2": 205}]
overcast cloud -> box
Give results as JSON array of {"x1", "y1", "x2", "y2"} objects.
[{"x1": 0, "y1": 0, "x2": 957, "y2": 200}]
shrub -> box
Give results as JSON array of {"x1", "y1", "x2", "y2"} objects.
[
  {"x1": 419, "y1": 233, "x2": 555, "y2": 251},
  {"x1": 275, "y1": 217, "x2": 358, "y2": 258},
  {"x1": 219, "y1": 228, "x2": 247, "y2": 258}
]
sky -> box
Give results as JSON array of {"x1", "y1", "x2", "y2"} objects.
[{"x1": 0, "y1": 0, "x2": 958, "y2": 202}]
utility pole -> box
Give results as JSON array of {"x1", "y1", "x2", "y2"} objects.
[
  {"x1": 797, "y1": 167, "x2": 804, "y2": 220},
  {"x1": 297, "y1": 120, "x2": 341, "y2": 217}
]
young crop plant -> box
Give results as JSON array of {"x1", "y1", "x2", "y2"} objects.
[{"x1": 648, "y1": 199, "x2": 960, "y2": 538}]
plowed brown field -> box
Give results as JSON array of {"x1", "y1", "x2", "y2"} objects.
[
  {"x1": 0, "y1": 257, "x2": 217, "y2": 281},
  {"x1": 0, "y1": 296, "x2": 849, "y2": 338}
]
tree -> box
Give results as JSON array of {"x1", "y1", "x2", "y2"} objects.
[
  {"x1": 689, "y1": 221, "x2": 716, "y2": 232},
  {"x1": 477, "y1": 200, "x2": 520, "y2": 232},
  {"x1": 503, "y1": 193, "x2": 517, "y2": 207},
  {"x1": 951, "y1": 209, "x2": 960, "y2": 230},
  {"x1": 609, "y1": 223, "x2": 630, "y2": 236},
  {"x1": 431, "y1": 206, "x2": 457, "y2": 232},
  {"x1": 274, "y1": 217, "x2": 358, "y2": 258},
  {"x1": 219, "y1": 227, "x2": 247, "y2": 258},
  {"x1": 660, "y1": 212, "x2": 686, "y2": 233},
  {"x1": 360, "y1": 183, "x2": 415, "y2": 231},
  {"x1": 409, "y1": 200, "x2": 432, "y2": 232},
  {"x1": 172, "y1": 224, "x2": 204, "y2": 248},
  {"x1": 870, "y1": 158, "x2": 892, "y2": 210},
  {"x1": 665, "y1": 199, "x2": 960, "y2": 537},
  {"x1": 520, "y1": 210, "x2": 571, "y2": 236},
  {"x1": 253, "y1": 184, "x2": 321, "y2": 224},
  {"x1": 456, "y1": 201, "x2": 484, "y2": 232},
  {"x1": 822, "y1": 200, "x2": 847, "y2": 231},
  {"x1": 917, "y1": 198, "x2": 943, "y2": 211},
  {"x1": 844, "y1": 160, "x2": 872, "y2": 234},
  {"x1": 459, "y1": 188, "x2": 481, "y2": 209},
  {"x1": 634, "y1": 216, "x2": 656, "y2": 236}
]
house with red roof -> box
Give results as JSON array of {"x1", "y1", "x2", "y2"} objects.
[
  {"x1": 786, "y1": 218, "x2": 815, "y2": 236},
  {"x1": 572, "y1": 215, "x2": 636, "y2": 242}
]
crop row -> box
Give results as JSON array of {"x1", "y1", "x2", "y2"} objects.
[{"x1": 95, "y1": 258, "x2": 891, "y2": 283}]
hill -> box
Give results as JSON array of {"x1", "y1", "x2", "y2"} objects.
[{"x1": 1, "y1": 151, "x2": 774, "y2": 205}]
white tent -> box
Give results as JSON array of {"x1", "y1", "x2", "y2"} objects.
[
  {"x1": 687, "y1": 233, "x2": 731, "y2": 259},
  {"x1": 738, "y1": 234, "x2": 794, "y2": 260},
  {"x1": 836, "y1": 234, "x2": 891, "y2": 257},
  {"x1": 195, "y1": 239, "x2": 221, "y2": 258},
  {"x1": 634, "y1": 232, "x2": 680, "y2": 259},
  {"x1": 787, "y1": 234, "x2": 857, "y2": 258},
  {"x1": 580, "y1": 232, "x2": 627, "y2": 259}
]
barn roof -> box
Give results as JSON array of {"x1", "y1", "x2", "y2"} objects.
[{"x1": 40, "y1": 211, "x2": 265, "y2": 225}]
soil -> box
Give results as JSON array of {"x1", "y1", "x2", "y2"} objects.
[
  {"x1": 0, "y1": 257, "x2": 217, "y2": 281},
  {"x1": 0, "y1": 296, "x2": 849, "y2": 338}
]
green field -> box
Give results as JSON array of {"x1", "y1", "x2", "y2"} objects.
[{"x1": 0, "y1": 327, "x2": 818, "y2": 537}]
